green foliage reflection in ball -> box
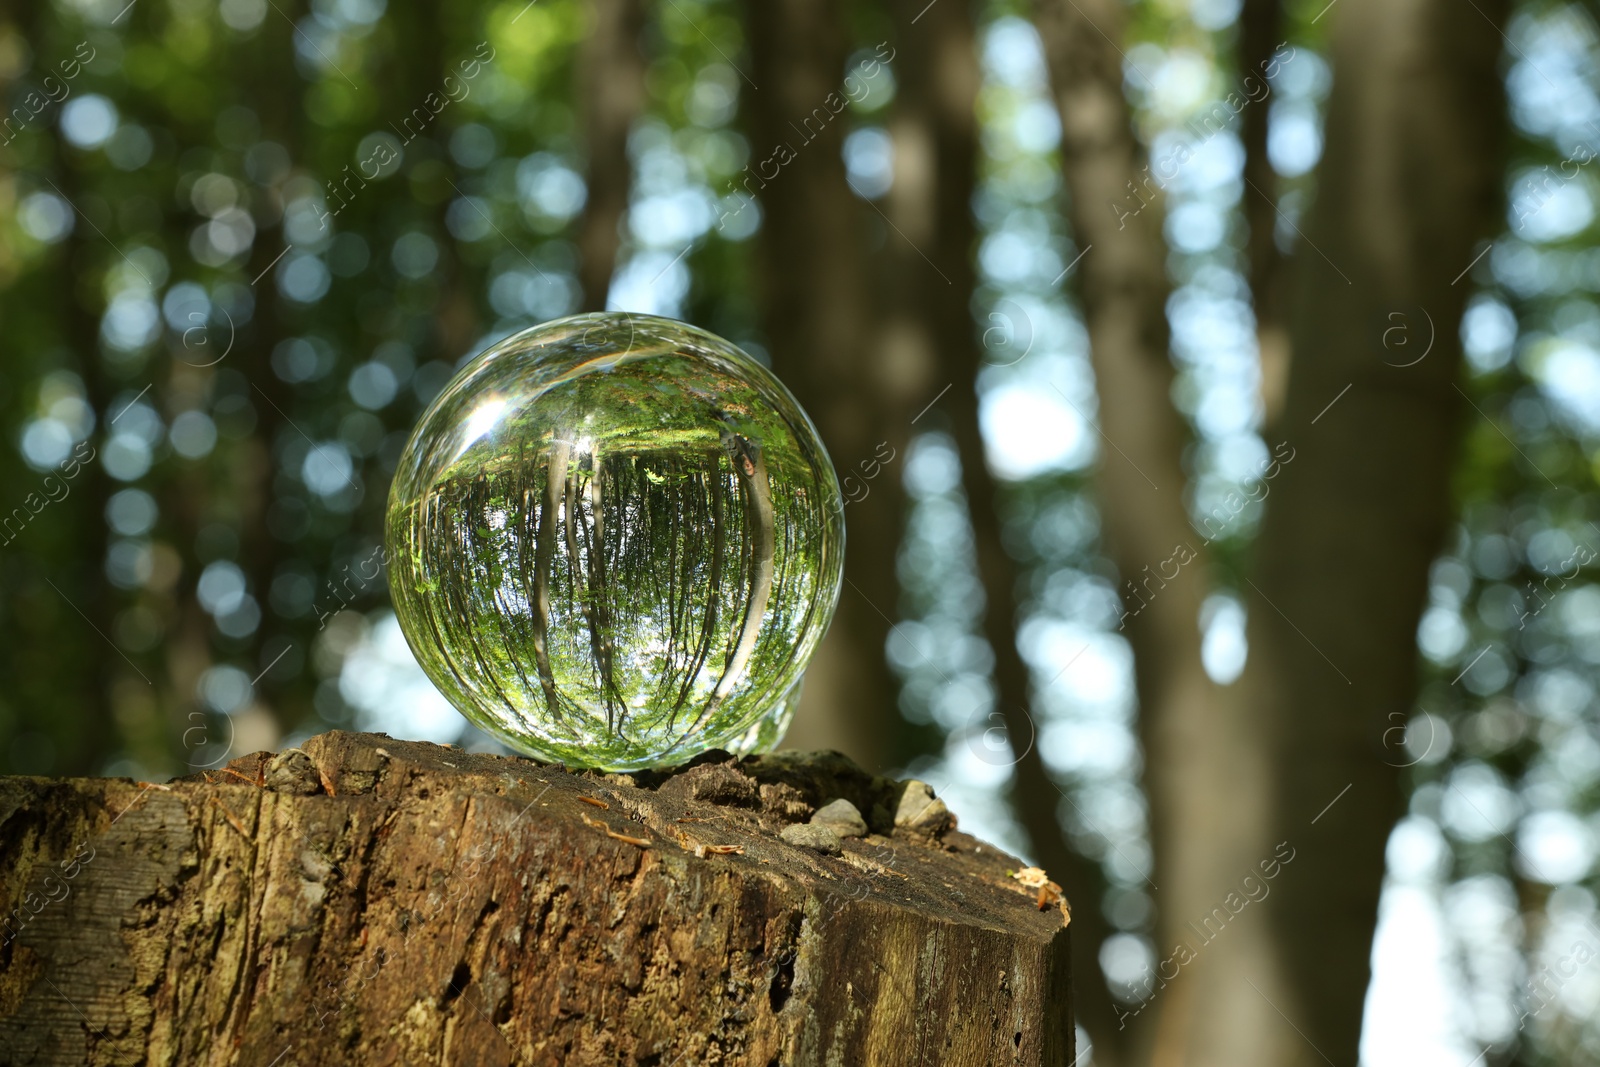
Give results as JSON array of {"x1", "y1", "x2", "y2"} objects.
[{"x1": 386, "y1": 313, "x2": 845, "y2": 770}]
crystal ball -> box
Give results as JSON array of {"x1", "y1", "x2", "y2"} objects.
[{"x1": 387, "y1": 313, "x2": 845, "y2": 770}]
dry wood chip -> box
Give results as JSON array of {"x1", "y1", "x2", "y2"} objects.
[
  {"x1": 207, "y1": 795, "x2": 252, "y2": 839},
  {"x1": 220, "y1": 766, "x2": 264, "y2": 788},
  {"x1": 1011, "y1": 866, "x2": 1052, "y2": 889},
  {"x1": 578, "y1": 812, "x2": 650, "y2": 848},
  {"x1": 577, "y1": 796, "x2": 610, "y2": 810},
  {"x1": 1010, "y1": 866, "x2": 1067, "y2": 917}
]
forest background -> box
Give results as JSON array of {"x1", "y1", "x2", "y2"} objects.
[{"x1": 2, "y1": 0, "x2": 1598, "y2": 1063}]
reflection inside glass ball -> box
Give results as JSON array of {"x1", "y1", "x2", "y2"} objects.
[{"x1": 386, "y1": 313, "x2": 844, "y2": 770}]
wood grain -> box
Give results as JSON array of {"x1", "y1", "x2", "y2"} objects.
[{"x1": 0, "y1": 732, "x2": 1071, "y2": 1066}]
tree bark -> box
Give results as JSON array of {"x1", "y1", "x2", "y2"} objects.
[
  {"x1": 0, "y1": 731, "x2": 1072, "y2": 1066},
  {"x1": 741, "y1": 0, "x2": 934, "y2": 771}
]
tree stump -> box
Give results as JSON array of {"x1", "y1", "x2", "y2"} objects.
[{"x1": 0, "y1": 731, "x2": 1072, "y2": 1066}]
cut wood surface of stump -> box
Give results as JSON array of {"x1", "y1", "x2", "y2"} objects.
[{"x1": 0, "y1": 731, "x2": 1073, "y2": 1066}]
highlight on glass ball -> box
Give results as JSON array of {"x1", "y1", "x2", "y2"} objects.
[{"x1": 386, "y1": 313, "x2": 845, "y2": 771}]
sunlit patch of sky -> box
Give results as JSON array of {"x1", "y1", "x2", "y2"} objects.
[
  {"x1": 1266, "y1": 99, "x2": 1322, "y2": 177},
  {"x1": 60, "y1": 94, "x2": 117, "y2": 149},
  {"x1": 843, "y1": 126, "x2": 893, "y2": 199},
  {"x1": 1199, "y1": 594, "x2": 1245, "y2": 684},
  {"x1": 1526, "y1": 888, "x2": 1600, "y2": 1027},
  {"x1": 1189, "y1": 0, "x2": 1242, "y2": 32},
  {"x1": 1362, "y1": 818, "x2": 1483, "y2": 1067},
  {"x1": 1462, "y1": 296, "x2": 1518, "y2": 374},
  {"x1": 604, "y1": 108, "x2": 761, "y2": 317},
  {"x1": 982, "y1": 17, "x2": 1049, "y2": 92},
  {"x1": 1507, "y1": 7, "x2": 1600, "y2": 143},
  {"x1": 608, "y1": 250, "x2": 690, "y2": 317},
  {"x1": 300, "y1": 440, "x2": 355, "y2": 497},
  {"x1": 1040, "y1": 716, "x2": 1139, "y2": 779},
  {"x1": 517, "y1": 153, "x2": 588, "y2": 226},
  {"x1": 979, "y1": 355, "x2": 1094, "y2": 480},
  {"x1": 686, "y1": 65, "x2": 739, "y2": 128},
  {"x1": 1100, "y1": 931, "x2": 1155, "y2": 1000},
  {"x1": 1127, "y1": 44, "x2": 1212, "y2": 121},
  {"x1": 18, "y1": 192, "x2": 73, "y2": 244},
  {"x1": 1509, "y1": 168, "x2": 1596, "y2": 243},
  {"x1": 1448, "y1": 873, "x2": 1526, "y2": 1046},
  {"x1": 1518, "y1": 808, "x2": 1595, "y2": 884},
  {"x1": 1525, "y1": 336, "x2": 1600, "y2": 435},
  {"x1": 1019, "y1": 622, "x2": 1134, "y2": 712},
  {"x1": 338, "y1": 611, "x2": 464, "y2": 744}
]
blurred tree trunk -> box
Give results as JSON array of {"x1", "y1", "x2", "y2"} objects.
[
  {"x1": 234, "y1": 2, "x2": 306, "y2": 738},
  {"x1": 888, "y1": 0, "x2": 1120, "y2": 1054},
  {"x1": 1238, "y1": 0, "x2": 1289, "y2": 426},
  {"x1": 576, "y1": 0, "x2": 646, "y2": 311},
  {"x1": 1038, "y1": 0, "x2": 1511, "y2": 1062},
  {"x1": 1032, "y1": 0, "x2": 1230, "y2": 1062},
  {"x1": 402, "y1": 10, "x2": 479, "y2": 370},
  {"x1": 52, "y1": 164, "x2": 120, "y2": 777},
  {"x1": 741, "y1": 0, "x2": 927, "y2": 771},
  {"x1": 1239, "y1": 1, "x2": 1510, "y2": 1064}
]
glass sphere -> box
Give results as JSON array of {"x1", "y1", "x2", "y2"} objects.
[{"x1": 387, "y1": 313, "x2": 844, "y2": 770}]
